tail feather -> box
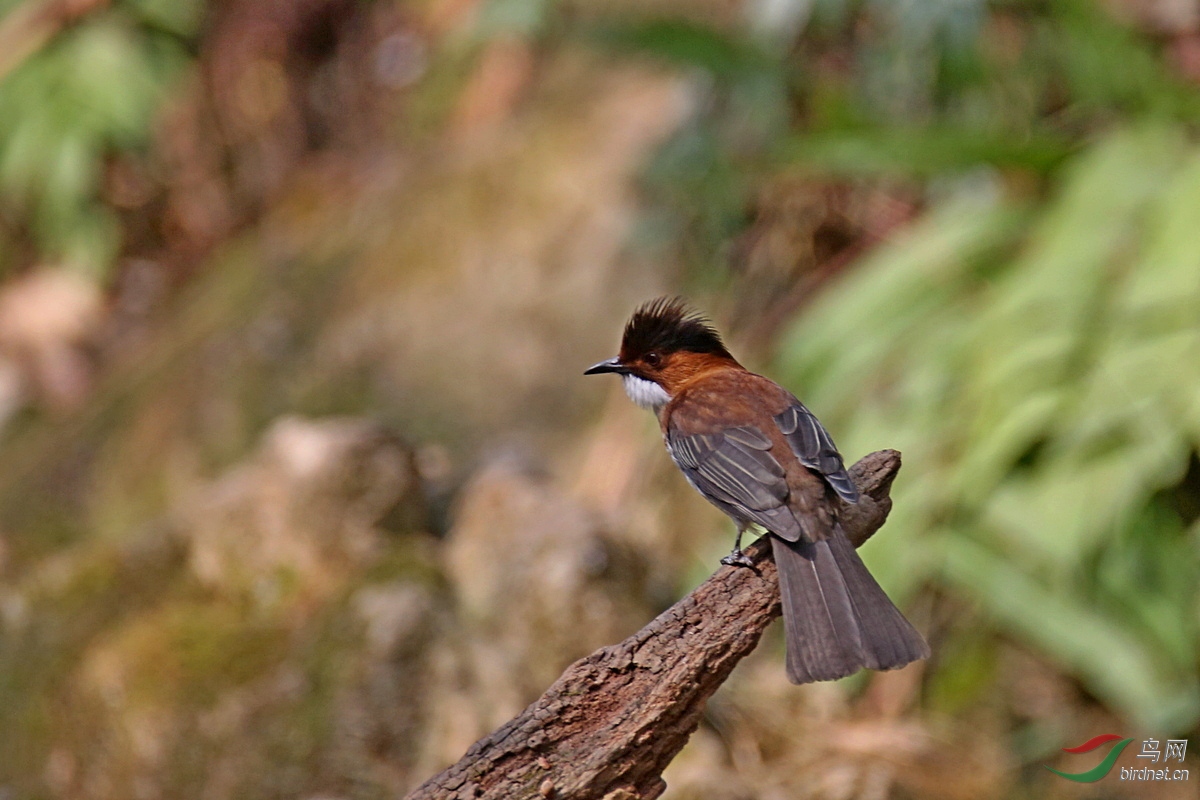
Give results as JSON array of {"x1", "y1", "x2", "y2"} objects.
[{"x1": 771, "y1": 531, "x2": 929, "y2": 684}]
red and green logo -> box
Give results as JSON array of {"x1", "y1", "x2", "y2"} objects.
[{"x1": 1044, "y1": 734, "x2": 1134, "y2": 782}]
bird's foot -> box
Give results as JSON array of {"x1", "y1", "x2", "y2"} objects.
[{"x1": 720, "y1": 549, "x2": 754, "y2": 568}]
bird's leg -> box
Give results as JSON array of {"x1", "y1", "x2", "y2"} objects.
[{"x1": 720, "y1": 523, "x2": 755, "y2": 568}]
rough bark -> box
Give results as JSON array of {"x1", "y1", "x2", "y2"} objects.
[{"x1": 406, "y1": 449, "x2": 904, "y2": 800}]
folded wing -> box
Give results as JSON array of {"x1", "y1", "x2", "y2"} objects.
[
  {"x1": 774, "y1": 403, "x2": 859, "y2": 503},
  {"x1": 667, "y1": 424, "x2": 804, "y2": 541}
]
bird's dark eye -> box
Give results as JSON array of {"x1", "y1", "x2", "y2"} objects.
[{"x1": 644, "y1": 352, "x2": 661, "y2": 367}]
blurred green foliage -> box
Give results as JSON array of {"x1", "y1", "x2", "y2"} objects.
[
  {"x1": 598, "y1": 0, "x2": 1200, "y2": 737},
  {"x1": 0, "y1": 0, "x2": 1196, "y2": 787},
  {"x1": 622, "y1": 0, "x2": 1200, "y2": 269},
  {"x1": 780, "y1": 129, "x2": 1200, "y2": 732},
  {"x1": 0, "y1": 0, "x2": 203, "y2": 277}
]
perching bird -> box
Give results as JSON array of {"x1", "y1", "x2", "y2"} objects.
[{"x1": 585, "y1": 297, "x2": 929, "y2": 683}]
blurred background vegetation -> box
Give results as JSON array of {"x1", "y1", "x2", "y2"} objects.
[{"x1": 0, "y1": 0, "x2": 1198, "y2": 798}]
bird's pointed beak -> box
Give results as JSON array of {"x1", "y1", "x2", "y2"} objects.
[{"x1": 584, "y1": 357, "x2": 626, "y2": 375}]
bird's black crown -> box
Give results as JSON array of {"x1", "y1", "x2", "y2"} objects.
[{"x1": 620, "y1": 297, "x2": 731, "y2": 360}]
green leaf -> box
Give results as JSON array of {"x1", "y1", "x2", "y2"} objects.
[
  {"x1": 589, "y1": 19, "x2": 778, "y2": 80},
  {"x1": 941, "y1": 536, "x2": 1200, "y2": 730},
  {"x1": 778, "y1": 127, "x2": 1074, "y2": 176}
]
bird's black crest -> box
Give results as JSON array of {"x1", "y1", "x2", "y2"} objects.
[{"x1": 620, "y1": 297, "x2": 731, "y2": 359}]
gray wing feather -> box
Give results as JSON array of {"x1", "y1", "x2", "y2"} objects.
[
  {"x1": 669, "y1": 433, "x2": 715, "y2": 469},
  {"x1": 702, "y1": 444, "x2": 785, "y2": 510},
  {"x1": 667, "y1": 425, "x2": 802, "y2": 539},
  {"x1": 722, "y1": 425, "x2": 773, "y2": 450},
  {"x1": 774, "y1": 404, "x2": 860, "y2": 503}
]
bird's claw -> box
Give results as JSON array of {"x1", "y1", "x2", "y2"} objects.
[{"x1": 720, "y1": 550, "x2": 754, "y2": 568}]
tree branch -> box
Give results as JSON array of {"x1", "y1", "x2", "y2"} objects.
[{"x1": 407, "y1": 449, "x2": 903, "y2": 800}]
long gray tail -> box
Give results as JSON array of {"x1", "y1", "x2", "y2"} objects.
[{"x1": 771, "y1": 531, "x2": 929, "y2": 684}]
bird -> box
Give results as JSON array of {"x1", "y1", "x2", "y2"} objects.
[{"x1": 584, "y1": 297, "x2": 929, "y2": 684}]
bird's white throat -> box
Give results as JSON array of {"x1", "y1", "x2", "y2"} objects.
[{"x1": 622, "y1": 374, "x2": 670, "y2": 411}]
